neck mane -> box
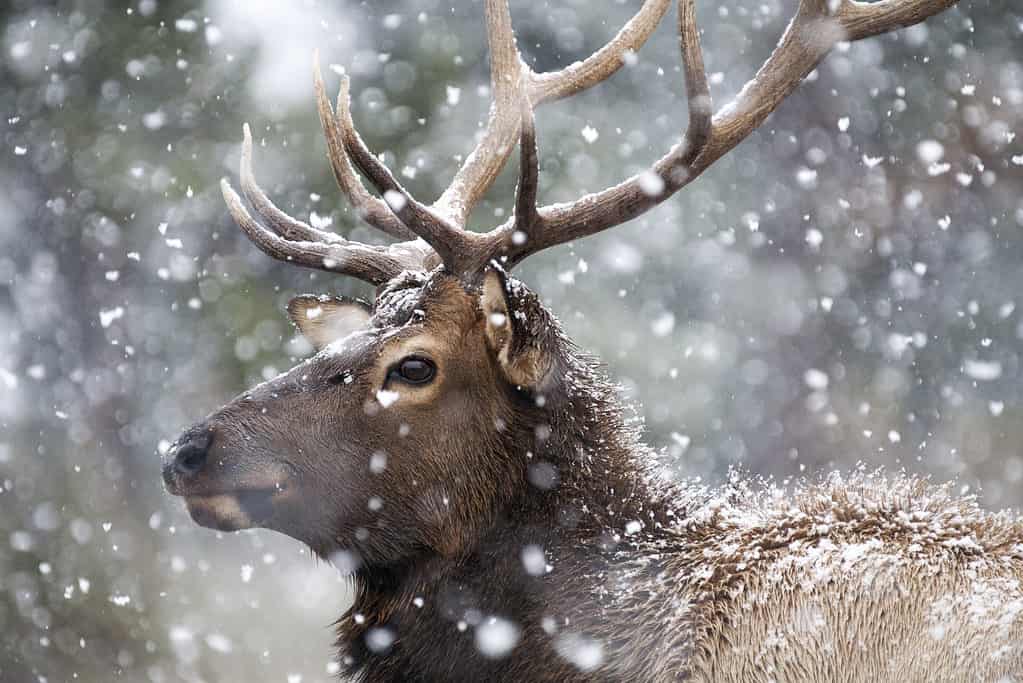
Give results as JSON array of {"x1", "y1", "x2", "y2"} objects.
[{"x1": 335, "y1": 328, "x2": 693, "y2": 675}]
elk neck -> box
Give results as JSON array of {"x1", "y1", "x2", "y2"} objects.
[{"x1": 337, "y1": 333, "x2": 692, "y2": 665}]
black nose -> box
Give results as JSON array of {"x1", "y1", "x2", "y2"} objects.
[{"x1": 164, "y1": 428, "x2": 213, "y2": 486}]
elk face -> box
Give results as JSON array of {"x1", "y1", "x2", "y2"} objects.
[{"x1": 163, "y1": 268, "x2": 557, "y2": 565}]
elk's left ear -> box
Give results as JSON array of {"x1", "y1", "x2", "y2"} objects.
[
  {"x1": 287, "y1": 294, "x2": 371, "y2": 351},
  {"x1": 481, "y1": 267, "x2": 554, "y2": 390}
]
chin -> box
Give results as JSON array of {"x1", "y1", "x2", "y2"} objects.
[{"x1": 183, "y1": 489, "x2": 282, "y2": 532}]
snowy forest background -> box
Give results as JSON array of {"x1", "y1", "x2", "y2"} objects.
[{"x1": 1, "y1": 0, "x2": 1021, "y2": 681}]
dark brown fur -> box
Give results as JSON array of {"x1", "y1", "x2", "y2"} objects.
[{"x1": 165, "y1": 271, "x2": 1023, "y2": 682}]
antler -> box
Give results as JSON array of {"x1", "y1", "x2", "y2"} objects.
[
  {"x1": 220, "y1": 0, "x2": 670, "y2": 284},
  {"x1": 495, "y1": 0, "x2": 960, "y2": 265},
  {"x1": 220, "y1": 0, "x2": 959, "y2": 286}
]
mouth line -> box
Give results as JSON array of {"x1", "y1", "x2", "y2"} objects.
[{"x1": 183, "y1": 485, "x2": 284, "y2": 501}]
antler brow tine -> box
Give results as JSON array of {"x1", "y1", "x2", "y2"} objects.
[
  {"x1": 237, "y1": 123, "x2": 345, "y2": 245},
  {"x1": 220, "y1": 176, "x2": 406, "y2": 285}
]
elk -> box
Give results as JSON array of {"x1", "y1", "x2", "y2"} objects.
[{"x1": 162, "y1": 0, "x2": 1023, "y2": 680}]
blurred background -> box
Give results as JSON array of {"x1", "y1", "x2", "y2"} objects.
[{"x1": 1, "y1": 0, "x2": 1020, "y2": 680}]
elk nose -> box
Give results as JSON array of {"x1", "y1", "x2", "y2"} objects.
[{"x1": 166, "y1": 428, "x2": 213, "y2": 484}]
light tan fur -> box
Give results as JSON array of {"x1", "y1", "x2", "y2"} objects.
[{"x1": 565, "y1": 471, "x2": 1023, "y2": 682}]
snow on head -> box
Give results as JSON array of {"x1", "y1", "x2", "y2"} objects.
[{"x1": 475, "y1": 616, "x2": 520, "y2": 658}]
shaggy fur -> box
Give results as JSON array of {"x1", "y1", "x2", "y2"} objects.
[
  {"x1": 168, "y1": 271, "x2": 1023, "y2": 682},
  {"x1": 335, "y1": 275, "x2": 1023, "y2": 682}
]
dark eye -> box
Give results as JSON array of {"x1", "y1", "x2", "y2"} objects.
[{"x1": 390, "y1": 357, "x2": 436, "y2": 385}]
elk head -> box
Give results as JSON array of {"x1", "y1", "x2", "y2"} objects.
[
  {"x1": 164, "y1": 0, "x2": 959, "y2": 568},
  {"x1": 163, "y1": 265, "x2": 568, "y2": 564}
]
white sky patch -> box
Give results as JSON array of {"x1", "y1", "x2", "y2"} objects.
[{"x1": 209, "y1": 2, "x2": 363, "y2": 109}]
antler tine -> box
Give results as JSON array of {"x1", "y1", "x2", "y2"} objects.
[
  {"x1": 333, "y1": 73, "x2": 478, "y2": 273},
  {"x1": 431, "y1": 0, "x2": 673, "y2": 229},
  {"x1": 527, "y1": 0, "x2": 673, "y2": 105},
  {"x1": 313, "y1": 60, "x2": 416, "y2": 241},
  {"x1": 430, "y1": 0, "x2": 528, "y2": 227},
  {"x1": 498, "y1": 0, "x2": 960, "y2": 265},
  {"x1": 498, "y1": 0, "x2": 709, "y2": 265},
  {"x1": 221, "y1": 178, "x2": 408, "y2": 285},
  {"x1": 677, "y1": 0, "x2": 712, "y2": 157},
  {"x1": 238, "y1": 123, "x2": 349, "y2": 246},
  {"x1": 841, "y1": 0, "x2": 960, "y2": 40},
  {"x1": 512, "y1": 96, "x2": 540, "y2": 240}
]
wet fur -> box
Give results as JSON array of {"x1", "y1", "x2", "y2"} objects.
[
  {"x1": 173, "y1": 271, "x2": 1023, "y2": 682},
  {"x1": 334, "y1": 277, "x2": 1023, "y2": 682}
]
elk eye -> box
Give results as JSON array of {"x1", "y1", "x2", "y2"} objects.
[{"x1": 391, "y1": 357, "x2": 435, "y2": 385}]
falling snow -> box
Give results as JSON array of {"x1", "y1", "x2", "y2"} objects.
[{"x1": 1, "y1": 2, "x2": 1020, "y2": 682}]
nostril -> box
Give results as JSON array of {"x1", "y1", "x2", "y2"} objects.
[
  {"x1": 173, "y1": 430, "x2": 212, "y2": 477},
  {"x1": 176, "y1": 444, "x2": 207, "y2": 473}
]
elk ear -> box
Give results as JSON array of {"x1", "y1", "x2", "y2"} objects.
[
  {"x1": 481, "y1": 267, "x2": 554, "y2": 390},
  {"x1": 287, "y1": 294, "x2": 371, "y2": 351}
]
